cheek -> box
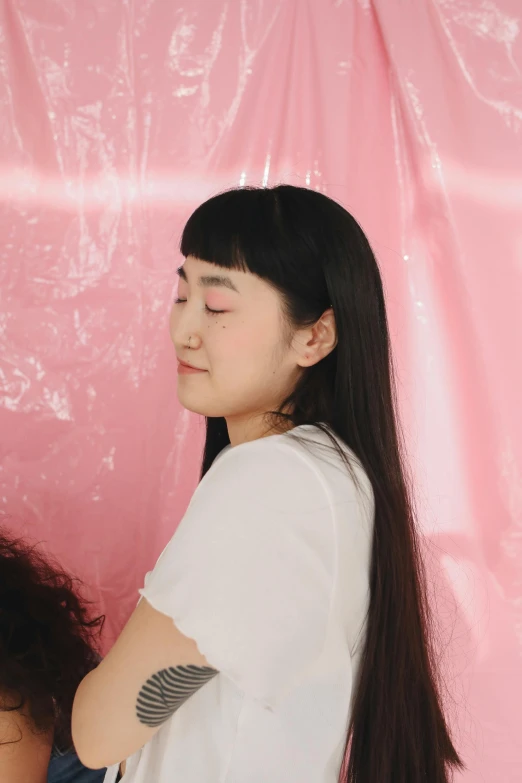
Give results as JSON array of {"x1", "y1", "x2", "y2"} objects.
[
  {"x1": 216, "y1": 323, "x2": 271, "y2": 361},
  {"x1": 169, "y1": 307, "x2": 179, "y2": 338},
  {"x1": 216, "y1": 329, "x2": 283, "y2": 387}
]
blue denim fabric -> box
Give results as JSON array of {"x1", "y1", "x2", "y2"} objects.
[{"x1": 47, "y1": 748, "x2": 106, "y2": 783}]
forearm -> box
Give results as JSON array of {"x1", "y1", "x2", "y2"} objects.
[
  {"x1": 71, "y1": 597, "x2": 217, "y2": 769},
  {"x1": 72, "y1": 665, "x2": 152, "y2": 769}
]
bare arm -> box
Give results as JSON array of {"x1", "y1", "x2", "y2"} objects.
[{"x1": 72, "y1": 597, "x2": 218, "y2": 770}]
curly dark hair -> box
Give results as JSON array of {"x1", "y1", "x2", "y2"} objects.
[{"x1": 0, "y1": 526, "x2": 105, "y2": 752}]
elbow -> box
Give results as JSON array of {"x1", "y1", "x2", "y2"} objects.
[
  {"x1": 72, "y1": 731, "x2": 105, "y2": 771},
  {"x1": 71, "y1": 676, "x2": 107, "y2": 770},
  {"x1": 72, "y1": 723, "x2": 109, "y2": 771},
  {"x1": 71, "y1": 727, "x2": 101, "y2": 771},
  {"x1": 75, "y1": 751, "x2": 106, "y2": 772},
  {"x1": 73, "y1": 728, "x2": 115, "y2": 771}
]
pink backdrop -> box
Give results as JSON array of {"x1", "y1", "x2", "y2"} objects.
[{"x1": 1, "y1": 1, "x2": 521, "y2": 779}]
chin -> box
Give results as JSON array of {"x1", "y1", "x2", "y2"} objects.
[
  {"x1": 177, "y1": 395, "x2": 204, "y2": 415},
  {"x1": 176, "y1": 391, "x2": 218, "y2": 417}
]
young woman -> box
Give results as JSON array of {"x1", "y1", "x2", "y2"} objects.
[
  {"x1": 72, "y1": 185, "x2": 465, "y2": 782},
  {"x1": 0, "y1": 528, "x2": 106, "y2": 782}
]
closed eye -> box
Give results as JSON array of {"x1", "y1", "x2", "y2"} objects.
[{"x1": 173, "y1": 298, "x2": 225, "y2": 315}]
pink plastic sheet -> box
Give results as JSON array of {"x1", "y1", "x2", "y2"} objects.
[{"x1": 0, "y1": 1, "x2": 521, "y2": 778}]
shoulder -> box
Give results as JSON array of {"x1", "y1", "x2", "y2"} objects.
[
  {"x1": 168, "y1": 432, "x2": 338, "y2": 563},
  {"x1": 205, "y1": 426, "x2": 372, "y2": 507},
  {"x1": 199, "y1": 433, "x2": 332, "y2": 511}
]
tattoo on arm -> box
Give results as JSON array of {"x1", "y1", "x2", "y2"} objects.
[{"x1": 136, "y1": 665, "x2": 218, "y2": 727}]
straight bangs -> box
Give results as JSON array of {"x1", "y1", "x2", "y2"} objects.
[{"x1": 179, "y1": 187, "x2": 292, "y2": 286}]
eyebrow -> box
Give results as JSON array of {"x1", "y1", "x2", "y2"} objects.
[{"x1": 176, "y1": 266, "x2": 240, "y2": 294}]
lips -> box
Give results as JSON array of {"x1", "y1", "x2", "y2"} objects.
[{"x1": 178, "y1": 359, "x2": 204, "y2": 370}]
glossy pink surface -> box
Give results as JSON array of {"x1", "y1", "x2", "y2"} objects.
[{"x1": 0, "y1": 2, "x2": 520, "y2": 777}]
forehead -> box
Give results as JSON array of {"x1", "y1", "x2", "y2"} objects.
[{"x1": 178, "y1": 256, "x2": 272, "y2": 300}]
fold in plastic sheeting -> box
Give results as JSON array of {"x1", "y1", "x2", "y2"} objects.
[{"x1": 0, "y1": 2, "x2": 521, "y2": 779}]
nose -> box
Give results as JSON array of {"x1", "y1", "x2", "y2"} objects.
[{"x1": 169, "y1": 300, "x2": 200, "y2": 350}]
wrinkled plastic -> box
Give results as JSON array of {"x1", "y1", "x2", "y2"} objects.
[{"x1": 0, "y1": 2, "x2": 521, "y2": 779}]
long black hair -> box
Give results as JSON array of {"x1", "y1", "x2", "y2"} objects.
[
  {"x1": 0, "y1": 526, "x2": 104, "y2": 752},
  {"x1": 179, "y1": 184, "x2": 465, "y2": 782}
]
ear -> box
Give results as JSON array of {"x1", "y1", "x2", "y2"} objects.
[{"x1": 294, "y1": 308, "x2": 337, "y2": 368}]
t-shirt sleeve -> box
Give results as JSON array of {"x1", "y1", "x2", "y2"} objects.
[{"x1": 139, "y1": 441, "x2": 335, "y2": 709}]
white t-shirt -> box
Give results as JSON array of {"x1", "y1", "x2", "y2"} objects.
[{"x1": 103, "y1": 423, "x2": 374, "y2": 783}]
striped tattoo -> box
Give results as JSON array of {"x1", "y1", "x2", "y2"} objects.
[{"x1": 136, "y1": 664, "x2": 218, "y2": 727}]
